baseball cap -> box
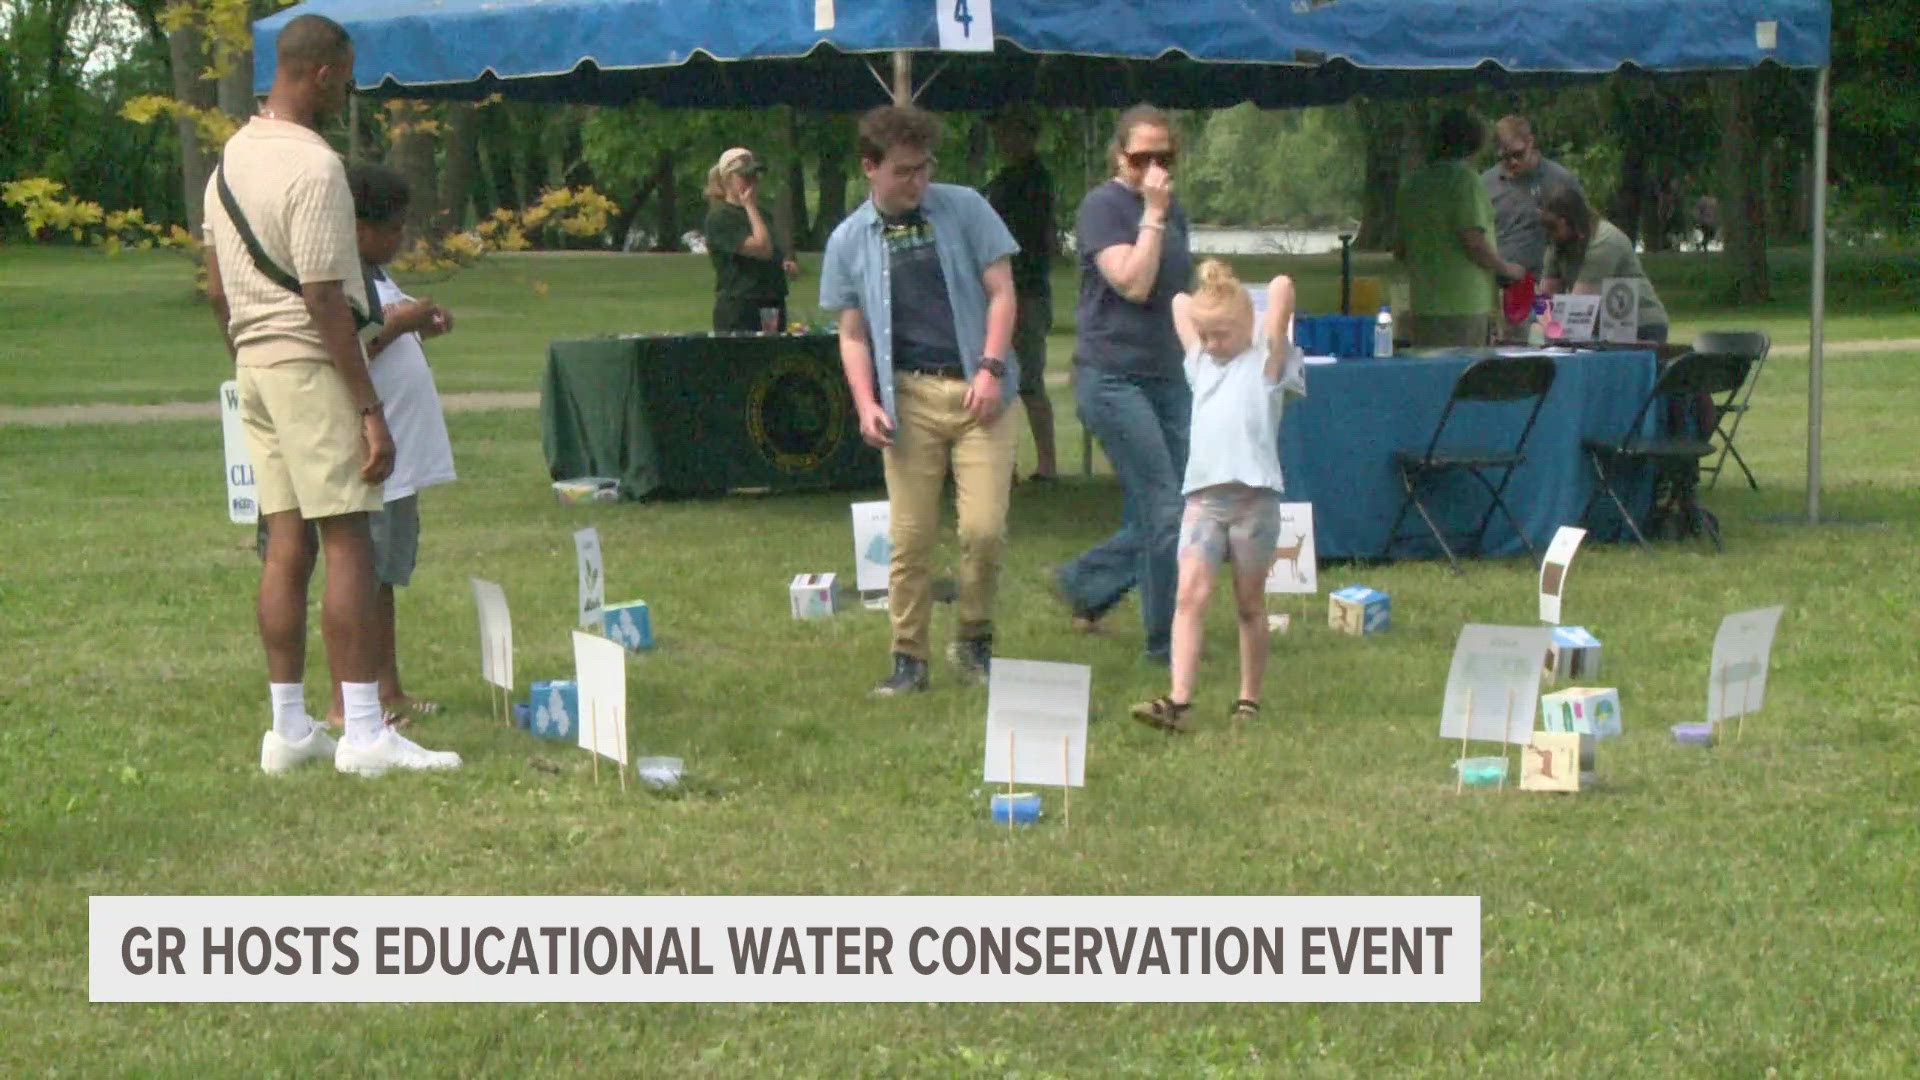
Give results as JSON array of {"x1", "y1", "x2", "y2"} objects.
[{"x1": 716, "y1": 147, "x2": 766, "y2": 176}]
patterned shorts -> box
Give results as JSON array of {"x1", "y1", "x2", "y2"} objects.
[{"x1": 1178, "y1": 484, "x2": 1282, "y2": 570}]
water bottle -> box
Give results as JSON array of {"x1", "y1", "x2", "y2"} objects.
[{"x1": 1374, "y1": 305, "x2": 1394, "y2": 358}]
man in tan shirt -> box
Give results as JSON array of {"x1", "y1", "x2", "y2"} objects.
[{"x1": 205, "y1": 13, "x2": 459, "y2": 777}]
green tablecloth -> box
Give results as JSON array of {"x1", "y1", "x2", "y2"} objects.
[{"x1": 541, "y1": 333, "x2": 882, "y2": 499}]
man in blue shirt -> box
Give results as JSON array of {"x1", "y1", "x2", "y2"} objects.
[{"x1": 820, "y1": 105, "x2": 1022, "y2": 696}]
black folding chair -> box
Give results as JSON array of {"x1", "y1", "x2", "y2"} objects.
[
  {"x1": 1581, "y1": 351, "x2": 1751, "y2": 551},
  {"x1": 1380, "y1": 354, "x2": 1558, "y2": 572},
  {"x1": 1694, "y1": 330, "x2": 1771, "y2": 491}
]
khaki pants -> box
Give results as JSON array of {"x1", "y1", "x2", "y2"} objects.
[
  {"x1": 882, "y1": 372, "x2": 1020, "y2": 661},
  {"x1": 1406, "y1": 313, "x2": 1495, "y2": 349}
]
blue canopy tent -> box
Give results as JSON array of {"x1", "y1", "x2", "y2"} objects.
[{"x1": 252, "y1": 0, "x2": 1835, "y2": 519}]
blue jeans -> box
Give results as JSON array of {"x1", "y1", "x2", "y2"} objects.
[{"x1": 1059, "y1": 367, "x2": 1192, "y2": 659}]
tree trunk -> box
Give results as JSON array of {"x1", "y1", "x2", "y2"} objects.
[
  {"x1": 438, "y1": 103, "x2": 480, "y2": 231},
  {"x1": 784, "y1": 107, "x2": 811, "y2": 248},
  {"x1": 217, "y1": 50, "x2": 253, "y2": 122},
  {"x1": 1716, "y1": 73, "x2": 1770, "y2": 303},
  {"x1": 815, "y1": 140, "x2": 849, "y2": 239},
  {"x1": 651, "y1": 149, "x2": 680, "y2": 251},
  {"x1": 389, "y1": 103, "x2": 441, "y2": 243},
  {"x1": 168, "y1": 26, "x2": 219, "y2": 239},
  {"x1": 1353, "y1": 99, "x2": 1422, "y2": 251}
]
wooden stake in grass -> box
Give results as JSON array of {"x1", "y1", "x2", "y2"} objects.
[
  {"x1": 1007, "y1": 730, "x2": 1016, "y2": 840},
  {"x1": 1500, "y1": 688, "x2": 1515, "y2": 791},
  {"x1": 1718, "y1": 663, "x2": 1730, "y2": 743},
  {"x1": 1062, "y1": 734, "x2": 1071, "y2": 833},
  {"x1": 1738, "y1": 665, "x2": 1754, "y2": 743},
  {"x1": 1457, "y1": 688, "x2": 1474, "y2": 794},
  {"x1": 589, "y1": 699, "x2": 600, "y2": 785}
]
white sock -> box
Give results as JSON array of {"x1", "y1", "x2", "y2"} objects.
[
  {"x1": 341, "y1": 682, "x2": 385, "y2": 747},
  {"x1": 270, "y1": 683, "x2": 312, "y2": 741}
]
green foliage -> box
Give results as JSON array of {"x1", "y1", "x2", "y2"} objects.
[{"x1": 1182, "y1": 104, "x2": 1361, "y2": 228}]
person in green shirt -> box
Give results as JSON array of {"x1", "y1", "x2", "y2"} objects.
[
  {"x1": 1395, "y1": 109, "x2": 1525, "y2": 348},
  {"x1": 703, "y1": 147, "x2": 798, "y2": 333},
  {"x1": 1538, "y1": 184, "x2": 1670, "y2": 343}
]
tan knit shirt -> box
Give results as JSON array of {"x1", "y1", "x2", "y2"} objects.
[{"x1": 203, "y1": 117, "x2": 373, "y2": 367}]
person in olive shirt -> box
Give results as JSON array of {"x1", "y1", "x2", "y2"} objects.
[
  {"x1": 1538, "y1": 185, "x2": 1670, "y2": 343},
  {"x1": 703, "y1": 147, "x2": 799, "y2": 333},
  {"x1": 1395, "y1": 108, "x2": 1525, "y2": 348},
  {"x1": 984, "y1": 107, "x2": 1058, "y2": 482}
]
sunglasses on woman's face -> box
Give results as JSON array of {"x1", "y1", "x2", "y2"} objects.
[{"x1": 1125, "y1": 150, "x2": 1176, "y2": 170}]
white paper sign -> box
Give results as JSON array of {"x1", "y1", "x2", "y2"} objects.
[
  {"x1": 983, "y1": 659, "x2": 1091, "y2": 787},
  {"x1": 814, "y1": 0, "x2": 834, "y2": 32},
  {"x1": 574, "y1": 527, "x2": 605, "y2": 630},
  {"x1": 470, "y1": 577, "x2": 513, "y2": 691},
  {"x1": 1598, "y1": 279, "x2": 1640, "y2": 343},
  {"x1": 219, "y1": 381, "x2": 258, "y2": 524},
  {"x1": 1265, "y1": 502, "x2": 1318, "y2": 594},
  {"x1": 851, "y1": 501, "x2": 891, "y2": 593},
  {"x1": 572, "y1": 630, "x2": 629, "y2": 766},
  {"x1": 1549, "y1": 295, "x2": 1600, "y2": 342},
  {"x1": 1537, "y1": 526, "x2": 1587, "y2": 624},
  {"x1": 1707, "y1": 605, "x2": 1784, "y2": 724},
  {"x1": 936, "y1": 0, "x2": 994, "y2": 52},
  {"x1": 1440, "y1": 625, "x2": 1555, "y2": 745}
]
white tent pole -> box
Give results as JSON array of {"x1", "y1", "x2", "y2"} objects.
[
  {"x1": 892, "y1": 50, "x2": 912, "y2": 105},
  {"x1": 1807, "y1": 65, "x2": 1829, "y2": 525}
]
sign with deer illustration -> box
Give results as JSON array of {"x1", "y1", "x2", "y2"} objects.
[{"x1": 1264, "y1": 503, "x2": 1318, "y2": 594}]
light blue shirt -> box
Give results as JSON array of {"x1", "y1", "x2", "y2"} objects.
[
  {"x1": 819, "y1": 183, "x2": 1021, "y2": 424},
  {"x1": 1180, "y1": 337, "x2": 1304, "y2": 496}
]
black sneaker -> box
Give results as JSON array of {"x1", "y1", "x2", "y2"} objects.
[
  {"x1": 871, "y1": 653, "x2": 930, "y2": 697},
  {"x1": 947, "y1": 635, "x2": 992, "y2": 686}
]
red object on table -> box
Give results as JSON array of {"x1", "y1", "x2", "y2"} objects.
[{"x1": 1502, "y1": 273, "x2": 1537, "y2": 325}]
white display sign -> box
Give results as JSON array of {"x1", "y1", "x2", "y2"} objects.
[
  {"x1": 1265, "y1": 502, "x2": 1318, "y2": 594},
  {"x1": 1598, "y1": 278, "x2": 1640, "y2": 343},
  {"x1": 1537, "y1": 526, "x2": 1587, "y2": 624},
  {"x1": 219, "y1": 381, "x2": 257, "y2": 524},
  {"x1": 572, "y1": 630, "x2": 629, "y2": 766},
  {"x1": 575, "y1": 527, "x2": 605, "y2": 630},
  {"x1": 1439, "y1": 625, "x2": 1555, "y2": 746},
  {"x1": 470, "y1": 577, "x2": 513, "y2": 692},
  {"x1": 1707, "y1": 605, "x2": 1785, "y2": 724},
  {"x1": 983, "y1": 659, "x2": 1091, "y2": 787},
  {"x1": 851, "y1": 501, "x2": 891, "y2": 594}
]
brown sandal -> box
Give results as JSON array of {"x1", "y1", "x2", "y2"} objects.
[
  {"x1": 1229, "y1": 699, "x2": 1261, "y2": 724},
  {"x1": 1131, "y1": 696, "x2": 1192, "y2": 733}
]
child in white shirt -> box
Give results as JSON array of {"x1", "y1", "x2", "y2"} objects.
[{"x1": 1132, "y1": 260, "x2": 1303, "y2": 733}]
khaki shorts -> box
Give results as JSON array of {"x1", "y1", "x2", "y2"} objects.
[{"x1": 237, "y1": 361, "x2": 381, "y2": 519}]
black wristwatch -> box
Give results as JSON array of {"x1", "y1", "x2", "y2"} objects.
[{"x1": 978, "y1": 356, "x2": 1007, "y2": 379}]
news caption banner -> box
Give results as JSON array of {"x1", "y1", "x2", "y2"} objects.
[{"x1": 95, "y1": 896, "x2": 1478, "y2": 1003}]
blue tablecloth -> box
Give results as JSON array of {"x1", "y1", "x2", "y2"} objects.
[{"x1": 1276, "y1": 349, "x2": 1660, "y2": 559}]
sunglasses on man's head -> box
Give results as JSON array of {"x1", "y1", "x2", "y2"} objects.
[{"x1": 1125, "y1": 150, "x2": 1176, "y2": 170}]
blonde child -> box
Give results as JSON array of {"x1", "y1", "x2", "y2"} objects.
[{"x1": 1131, "y1": 260, "x2": 1302, "y2": 732}]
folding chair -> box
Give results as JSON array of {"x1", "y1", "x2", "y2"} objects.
[
  {"x1": 1693, "y1": 330, "x2": 1771, "y2": 491},
  {"x1": 1380, "y1": 354, "x2": 1558, "y2": 572},
  {"x1": 1580, "y1": 351, "x2": 1751, "y2": 552}
]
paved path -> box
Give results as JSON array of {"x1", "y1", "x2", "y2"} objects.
[{"x1": 6, "y1": 338, "x2": 1918, "y2": 428}]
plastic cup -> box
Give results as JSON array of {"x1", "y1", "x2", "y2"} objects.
[{"x1": 759, "y1": 307, "x2": 781, "y2": 334}]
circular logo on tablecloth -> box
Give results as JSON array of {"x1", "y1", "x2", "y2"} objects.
[{"x1": 746, "y1": 355, "x2": 847, "y2": 473}]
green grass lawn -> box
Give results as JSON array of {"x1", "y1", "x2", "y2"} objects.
[{"x1": 3, "y1": 246, "x2": 1920, "y2": 1075}]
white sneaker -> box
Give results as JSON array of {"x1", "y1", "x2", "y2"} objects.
[
  {"x1": 334, "y1": 727, "x2": 462, "y2": 777},
  {"x1": 261, "y1": 723, "x2": 339, "y2": 774}
]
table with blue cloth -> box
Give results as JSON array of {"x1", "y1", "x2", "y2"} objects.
[{"x1": 1276, "y1": 349, "x2": 1661, "y2": 559}]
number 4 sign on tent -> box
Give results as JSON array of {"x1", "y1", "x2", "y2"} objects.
[{"x1": 937, "y1": 0, "x2": 994, "y2": 51}]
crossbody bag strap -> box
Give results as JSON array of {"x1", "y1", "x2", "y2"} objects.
[{"x1": 216, "y1": 158, "x2": 381, "y2": 332}]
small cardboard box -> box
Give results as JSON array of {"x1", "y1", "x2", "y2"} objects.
[
  {"x1": 1329, "y1": 586, "x2": 1390, "y2": 635},
  {"x1": 1540, "y1": 686, "x2": 1621, "y2": 738},
  {"x1": 604, "y1": 600, "x2": 654, "y2": 652},
  {"x1": 789, "y1": 573, "x2": 839, "y2": 620},
  {"x1": 1521, "y1": 732, "x2": 1598, "y2": 791},
  {"x1": 1543, "y1": 625, "x2": 1601, "y2": 683},
  {"x1": 527, "y1": 679, "x2": 579, "y2": 740}
]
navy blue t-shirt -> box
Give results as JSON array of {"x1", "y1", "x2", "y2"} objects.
[
  {"x1": 883, "y1": 207, "x2": 962, "y2": 373},
  {"x1": 1073, "y1": 180, "x2": 1191, "y2": 378}
]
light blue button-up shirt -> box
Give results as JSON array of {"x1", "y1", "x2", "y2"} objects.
[{"x1": 819, "y1": 182, "x2": 1021, "y2": 425}]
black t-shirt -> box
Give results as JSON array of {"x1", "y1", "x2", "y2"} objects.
[
  {"x1": 1074, "y1": 180, "x2": 1191, "y2": 377},
  {"x1": 704, "y1": 201, "x2": 788, "y2": 302},
  {"x1": 984, "y1": 155, "x2": 1053, "y2": 298},
  {"x1": 882, "y1": 207, "x2": 962, "y2": 372}
]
